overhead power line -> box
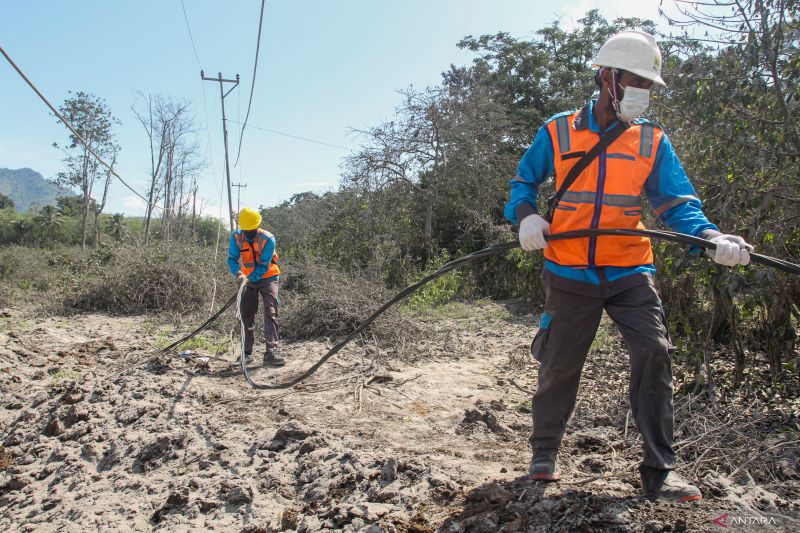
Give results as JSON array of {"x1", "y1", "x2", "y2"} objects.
[
  {"x1": 234, "y1": 0, "x2": 266, "y2": 166},
  {"x1": 228, "y1": 120, "x2": 353, "y2": 151},
  {"x1": 179, "y1": 0, "x2": 203, "y2": 70},
  {"x1": 0, "y1": 45, "x2": 161, "y2": 211},
  {"x1": 177, "y1": 1, "x2": 226, "y2": 229}
]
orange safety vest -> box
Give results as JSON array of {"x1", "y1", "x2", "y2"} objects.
[
  {"x1": 544, "y1": 107, "x2": 663, "y2": 267},
  {"x1": 235, "y1": 228, "x2": 280, "y2": 279}
]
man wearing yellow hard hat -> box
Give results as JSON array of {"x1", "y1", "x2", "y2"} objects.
[{"x1": 226, "y1": 207, "x2": 284, "y2": 367}]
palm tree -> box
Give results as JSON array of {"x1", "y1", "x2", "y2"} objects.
[
  {"x1": 34, "y1": 205, "x2": 63, "y2": 242},
  {"x1": 106, "y1": 213, "x2": 127, "y2": 242},
  {"x1": 13, "y1": 219, "x2": 29, "y2": 244}
]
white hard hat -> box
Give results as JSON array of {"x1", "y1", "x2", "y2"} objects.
[{"x1": 593, "y1": 30, "x2": 665, "y2": 86}]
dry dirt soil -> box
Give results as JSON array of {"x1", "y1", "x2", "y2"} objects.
[{"x1": 1, "y1": 302, "x2": 799, "y2": 532}]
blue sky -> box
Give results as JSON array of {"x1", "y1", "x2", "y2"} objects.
[{"x1": 0, "y1": 0, "x2": 674, "y2": 221}]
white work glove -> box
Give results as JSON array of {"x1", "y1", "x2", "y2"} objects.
[
  {"x1": 236, "y1": 272, "x2": 248, "y2": 286},
  {"x1": 519, "y1": 214, "x2": 550, "y2": 251},
  {"x1": 708, "y1": 234, "x2": 753, "y2": 266}
]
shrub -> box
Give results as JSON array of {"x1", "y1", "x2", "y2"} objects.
[
  {"x1": 0, "y1": 245, "x2": 76, "y2": 307},
  {"x1": 0, "y1": 242, "x2": 420, "y2": 353},
  {"x1": 404, "y1": 250, "x2": 464, "y2": 310},
  {"x1": 0, "y1": 246, "x2": 22, "y2": 279},
  {"x1": 67, "y1": 243, "x2": 229, "y2": 315},
  {"x1": 279, "y1": 256, "x2": 418, "y2": 344}
]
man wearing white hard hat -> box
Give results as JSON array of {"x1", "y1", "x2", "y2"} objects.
[{"x1": 504, "y1": 30, "x2": 752, "y2": 502}]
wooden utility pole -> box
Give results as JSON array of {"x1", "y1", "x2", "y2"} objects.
[
  {"x1": 232, "y1": 182, "x2": 248, "y2": 215},
  {"x1": 201, "y1": 70, "x2": 239, "y2": 232}
]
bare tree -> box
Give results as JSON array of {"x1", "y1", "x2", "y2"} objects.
[
  {"x1": 344, "y1": 84, "x2": 520, "y2": 258},
  {"x1": 132, "y1": 94, "x2": 200, "y2": 243},
  {"x1": 91, "y1": 155, "x2": 116, "y2": 248},
  {"x1": 162, "y1": 136, "x2": 202, "y2": 241}
]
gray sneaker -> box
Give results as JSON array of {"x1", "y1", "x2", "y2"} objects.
[
  {"x1": 241, "y1": 352, "x2": 255, "y2": 365},
  {"x1": 263, "y1": 349, "x2": 285, "y2": 367},
  {"x1": 640, "y1": 466, "x2": 702, "y2": 503},
  {"x1": 529, "y1": 448, "x2": 561, "y2": 481}
]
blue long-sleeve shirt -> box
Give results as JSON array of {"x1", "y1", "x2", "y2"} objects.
[
  {"x1": 504, "y1": 100, "x2": 718, "y2": 284},
  {"x1": 227, "y1": 230, "x2": 278, "y2": 282}
]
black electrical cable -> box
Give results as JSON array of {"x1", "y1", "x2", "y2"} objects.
[
  {"x1": 160, "y1": 293, "x2": 237, "y2": 353},
  {"x1": 234, "y1": 0, "x2": 266, "y2": 166},
  {"x1": 228, "y1": 120, "x2": 352, "y2": 151},
  {"x1": 179, "y1": 0, "x2": 203, "y2": 70},
  {"x1": 0, "y1": 45, "x2": 162, "y2": 211},
  {"x1": 162, "y1": 228, "x2": 800, "y2": 389},
  {"x1": 552, "y1": 229, "x2": 800, "y2": 275},
  {"x1": 238, "y1": 239, "x2": 523, "y2": 390},
  {"x1": 237, "y1": 228, "x2": 800, "y2": 390}
]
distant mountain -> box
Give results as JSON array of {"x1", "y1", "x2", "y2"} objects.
[{"x1": 0, "y1": 168, "x2": 75, "y2": 212}]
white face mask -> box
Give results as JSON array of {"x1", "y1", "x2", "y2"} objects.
[{"x1": 615, "y1": 86, "x2": 650, "y2": 122}]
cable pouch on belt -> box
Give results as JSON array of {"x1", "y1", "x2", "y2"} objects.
[{"x1": 545, "y1": 121, "x2": 630, "y2": 222}]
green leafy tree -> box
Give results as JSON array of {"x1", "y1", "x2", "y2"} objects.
[
  {"x1": 651, "y1": 0, "x2": 800, "y2": 383},
  {"x1": 56, "y1": 195, "x2": 86, "y2": 217},
  {"x1": 0, "y1": 193, "x2": 14, "y2": 210},
  {"x1": 252, "y1": 5, "x2": 799, "y2": 386},
  {"x1": 53, "y1": 91, "x2": 120, "y2": 250}
]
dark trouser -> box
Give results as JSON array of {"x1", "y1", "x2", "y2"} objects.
[
  {"x1": 240, "y1": 277, "x2": 280, "y2": 354},
  {"x1": 530, "y1": 270, "x2": 676, "y2": 470}
]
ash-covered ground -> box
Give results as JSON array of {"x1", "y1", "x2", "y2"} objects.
[{"x1": 1, "y1": 304, "x2": 798, "y2": 531}]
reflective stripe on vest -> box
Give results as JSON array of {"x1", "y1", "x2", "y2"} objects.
[
  {"x1": 544, "y1": 110, "x2": 663, "y2": 267},
  {"x1": 235, "y1": 229, "x2": 280, "y2": 279}
]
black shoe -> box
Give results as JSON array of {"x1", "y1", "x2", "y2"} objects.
[
  {"x1": 529, "y1": 448, "x2": 561, "y2": 481},
  {"x1": 640, "y1": 466, "x2": 702, "y2": 503},
  {"x1": 263, "y1": 349, "x2": 285, "y2": 367}
]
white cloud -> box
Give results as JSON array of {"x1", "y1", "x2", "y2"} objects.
[
  {"x1": 122, "y1": 196, "x2": 146, "y2": 211},
  {"x1": 199, "y1": 202, "x2": 230, "y2": 224}
]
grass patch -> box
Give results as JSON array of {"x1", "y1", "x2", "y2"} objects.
[
  {"x1": 153, "y1": 332, "x2": 230, "y2": 354},
  {"x1": 0, "y1": 317, "x2": 35, "y2": 335},
  {"x1": 590, "y1": 315, "x2": 622, "y2": 353},
  {"x1": 139, "y1": 319, "x2": 160, "y2": 336},
  {"x1": 516, "y1": 399, "x2": 532, "y2": 413},
  {"x1": 179, "y1": 336, "x2": 230, "y2": 354},
  {"x1": 0, "y1": 444, "x2": 11, "y2": 479},
  {"x1": 49, "y1": 369, "x2": 78, "y2": 384},
  {"x1": 403, "y1": 299, "x2": 512, "y2": 323},
  {"x1": 403, "y1": 301, "x2": 476, "y2": 320}
]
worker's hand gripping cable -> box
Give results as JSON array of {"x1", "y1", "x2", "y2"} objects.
[
  {"x1": 519, "y1": 214, "x2": 550, "y2": 251},
  {"x1": 706, "y1": 234, "x2": 753, "y2": 266}
]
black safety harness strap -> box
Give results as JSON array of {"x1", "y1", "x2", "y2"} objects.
[{"x1": 544, "y1": 121, "x2": 630, "y2": 222}]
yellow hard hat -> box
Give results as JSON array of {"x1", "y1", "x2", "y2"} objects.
[{"x1": 238, "y1": 207, "x2": 262, "y2": 230}]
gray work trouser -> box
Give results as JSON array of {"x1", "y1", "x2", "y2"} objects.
[
  {"x1": 240, "y1": 277, "x2": 280, "y2": 354},
  {"x1": 530, "y1": 270, "x2": 676, "y2": 470}
]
